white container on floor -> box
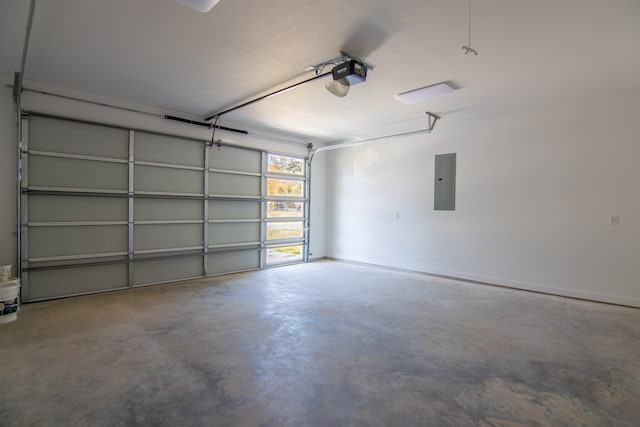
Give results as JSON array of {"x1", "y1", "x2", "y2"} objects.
[
  {"x1": 0, "y1": 264, "x2": 11, "y2": 282},
  {"x1": 0, "y1": 279, "x2": 20, "y2": 324}
]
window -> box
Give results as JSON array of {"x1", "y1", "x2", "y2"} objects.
[
  {"x1": 266, "y1": 245, "x2": 303, "y2": 264},
  {"x1": 267, "y1": 201, "x2": 303, "y2": 218},
  {"x1": 266, "y1": 178, "x2": 304, "y2": 197},
  {"x1": 264, "y1": 154, "x2": 307, "y2": 266},
  {"x1": 267, "y1": 154, "x2": 304, "y2": 175},
  {"x1": 266, "y1": 221, "x2": 303, "y2": 240}
]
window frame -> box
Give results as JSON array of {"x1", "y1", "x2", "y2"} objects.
[{"x1": 263, "y1": 153, "x2": 308, "y2": 266}]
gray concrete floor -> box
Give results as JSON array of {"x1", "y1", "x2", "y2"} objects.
[{"x1": 1, "y1": 260, "x2": 639, "y2": 426}]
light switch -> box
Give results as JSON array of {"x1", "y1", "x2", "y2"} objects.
[{"x1": 609, "y1": 216, "x2": 619, "y2": 226}]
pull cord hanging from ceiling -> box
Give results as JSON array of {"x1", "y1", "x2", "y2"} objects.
[{"x1": 462, "y1": 0, "x2": 479, "y2": 55}]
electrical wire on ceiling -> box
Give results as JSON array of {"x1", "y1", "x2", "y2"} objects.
[{"x1": 462, "y1": 0, "x2": 479, "y2": 55}]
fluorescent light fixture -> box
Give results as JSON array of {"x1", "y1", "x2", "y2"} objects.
[
  {"x1": 176, "y1": 0, "x2": 220, "y2": 12},
  {"x1": 395, "y1": 81, "x2": 457, "y2": 104}
]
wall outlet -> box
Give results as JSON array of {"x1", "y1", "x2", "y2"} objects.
[{"x1": 609, "y1": 216, "x2": 619, "y2": 226}]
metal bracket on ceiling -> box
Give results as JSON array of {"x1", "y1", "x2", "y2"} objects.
[
  {"x1": 426, "y1": 112, "x2": 441, "y2": 132},
  {"x1": 305, "y1": 51, "x2": 353, "y2": 76},
  {"x1": 306, "y1": 51, "x2": 374, "y2": 76}
]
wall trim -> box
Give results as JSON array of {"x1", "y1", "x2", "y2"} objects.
[{"x1": 326, "y1": 257, "x2": 640, "y2": 309}]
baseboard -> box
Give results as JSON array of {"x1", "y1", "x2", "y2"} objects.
[{"x1": 326, "y1": 257, "x2": 640, "y2": 309}]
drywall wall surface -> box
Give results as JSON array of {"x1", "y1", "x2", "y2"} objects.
[
  {"x1": 326, "y1": 88, "x2": 640, "y2": 307},
  {"x1": 309, "y1": 152, "x2": 327, "y2": 259},
  {"x1": 0, "y1": 75, "x2": 17, "y2": 267}
]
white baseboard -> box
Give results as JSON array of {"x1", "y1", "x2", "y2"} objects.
[{"x1": 326, "y1": 257, "x2": 640, "y2": 309}]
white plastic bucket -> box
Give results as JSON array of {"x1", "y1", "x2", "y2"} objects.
[
  {"x1": 0, "y1": 279, "x2": 20, "y2": 324},
  {"x1": 0, "y1": 264, "x2": 11, "y2": 282}
]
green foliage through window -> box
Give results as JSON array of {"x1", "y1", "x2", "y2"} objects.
[{"x1": 267, "y1": 178, "x2": 303, "y2": 197}]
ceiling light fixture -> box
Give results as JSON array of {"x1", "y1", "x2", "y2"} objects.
[
  {"x1": 395, "y1": 81, "x2": 457, "y2": 104},
  {"x1": 176, "y1": 0, "x2": 220, "y2": 12}
]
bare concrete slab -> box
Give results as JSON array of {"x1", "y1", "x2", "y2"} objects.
[{"x1": 1, "y1": 260, "x2": 638, "y2": 426}]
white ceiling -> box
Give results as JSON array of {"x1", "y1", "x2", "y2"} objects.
[{"x1": 2, "y1": 0, "x2": 639, "y2": 143}]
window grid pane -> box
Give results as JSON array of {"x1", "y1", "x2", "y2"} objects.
[
  {"x1": 266, "y1": 245, "x2": 303, "y2": 264},
  {"x1": 266, "y1": 221, "x2": 304, "y2": 241},
  {"x1": 267, "y1": 201, "x2": 304, "y2": 218},
  {"x1": 267, "y1": 154, "x2": 304, "y2": 176},
  {"x1": 267, "y1": 178, "x2": 304, "y2": 197}
]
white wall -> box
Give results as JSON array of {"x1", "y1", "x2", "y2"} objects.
[
  {"x1": 309, "y1": 152, "x2": 327, "y2": 260},
  {"x1": 0, "y1": 76, "x2": 327, "y2": 275},
  {"x1": 325, "y1": 88, "x2": 640, "y2": 307},
  {"x1": 0, "y1": 75, "x2": 17, "y2": 269}
]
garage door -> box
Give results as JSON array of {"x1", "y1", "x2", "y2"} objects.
[{"x1": 19, "y1": 114, "x2": 308, "y2": 301}]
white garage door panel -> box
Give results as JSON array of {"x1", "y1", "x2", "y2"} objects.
[
  {"x1": 209, "y1": 147, "x2": 261, "y2": 173},
  {"x1": 209, "y1": 173, "x2": 260, "y2": 197},
  {"x1": 28, "y1": 264, "x2": 128, "y2": 301},
  {"x1": 135, "y1": 132, "x2": 203, "y2": 167},
  {"x1": 209, "y1": 223, "x2": 260, "y2": 246},
  {"x1": 209, "y1": 200, "x2": 260, "y2": 220},
  {"x1": 29, "y1": 116, "x2": 128, "y2": 159},
  {"x1": 134, "y1": 224, "x2": 203, "y2": 251},
  {"x1": 135, "y1": 165, "x2": 203, "y2": 194},
  {"x1": 133, "y1": 256, "x2": 203, "y2": 286},
  {"x1": 135, "y1": 198, "x2": 203, "y2": 221},
  {"x1": 207, "y1": 250, "x2": 259, "y2": 275},
  {"x1": 29, "y1": 226, "x2": 127, "y2": 259},
  {"x1": 29, "y1": 195, "x2": 127, "y2": 222},
  {"x1": 22, "y1": 114, "x2": 308, "y2": 301},
  {"x1": 29, "y1": 156, "x2": 128, "y2": 190}
]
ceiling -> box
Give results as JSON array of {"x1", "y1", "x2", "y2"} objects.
[{"x1": 2, "y1": 0, "x2": 639, "y2": 143}]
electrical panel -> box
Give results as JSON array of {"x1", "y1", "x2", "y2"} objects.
[{"x1": 434, "y1": 153, "x2": 456, "y2": 211}]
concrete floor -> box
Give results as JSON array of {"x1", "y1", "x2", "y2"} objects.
[{"x1": 1, "y1": 260, "x2": 639, "y2": 426}]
